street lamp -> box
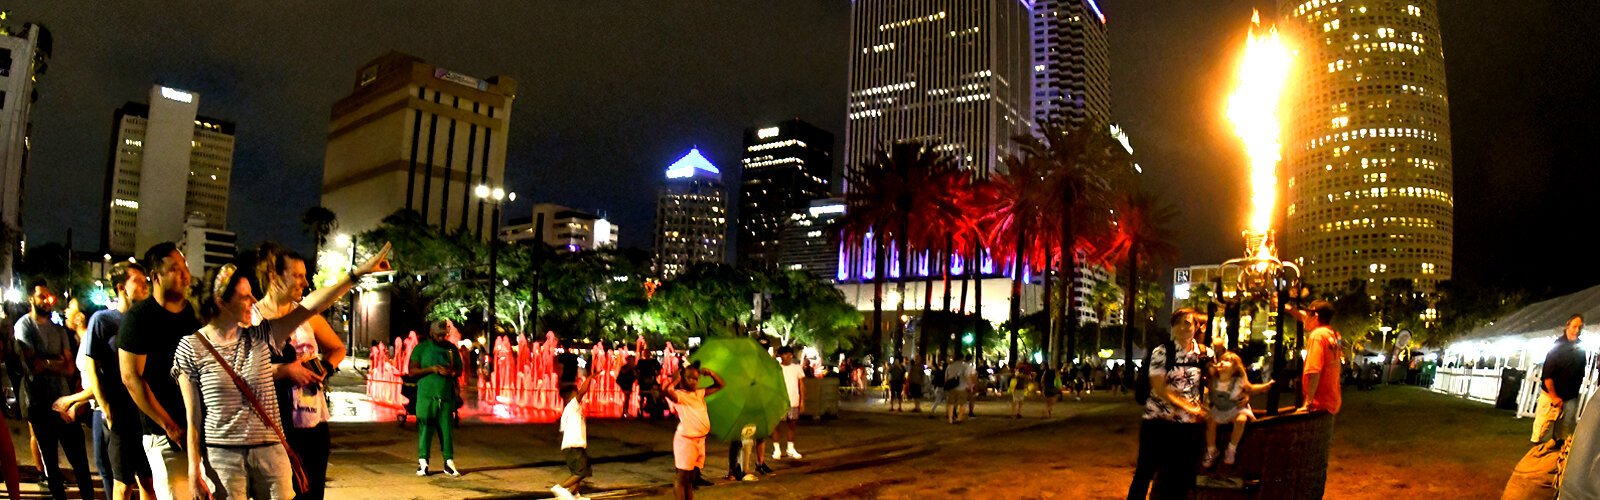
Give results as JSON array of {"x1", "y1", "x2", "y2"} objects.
[
  {"x1": 336, "y1": 233, "x2": 358, "y2": 356},
  {"x1": 476, "y1": 183, "x2": 515, "y2": 347}
]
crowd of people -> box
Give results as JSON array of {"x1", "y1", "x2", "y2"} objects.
[{"x1": 1, "y1": 240, "x2": 389, "y2": 500}]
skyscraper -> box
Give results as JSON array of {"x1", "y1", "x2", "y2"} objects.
[
  {"x1": 320, "y1": 52, "x2": 516, "y2": 238},
  {"x1": 778, "y1": 198, "x2": 846, "y2": 281},
  {"x1": 1031, "y1": 0, "x2": 1111, "y2": 125},
  {"x1": 844, "y1": 0, "x2": 1032, "y2": 183},
  {"x1": 1279, "y1": 0, "x2": 1453, "y2": 293},
  {"x1": 738, "y1": 118, "x2": 833, "y2": 269},
  {"x1": 101, "y1": 86, "x2": 237, "y2": 257},
  {"x1": 655, "y1": 148, "x2": 727, "y2": 278},
  {"x1": 0, "y1": 15, "x2": 49, "y2": 289},
  {"x1": 500, "y1": 203, "x2": 618, "y2": 253}
]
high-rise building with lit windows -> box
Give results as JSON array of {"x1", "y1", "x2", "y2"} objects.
[
  {"x1": 1279, "y1": 0, "x2": 1453, "y2": 293},
  {"x1": 779, "y1": 198, "x2": 846, "y2": 281},
  {"x1": 101, "y1": 86, "x2": 236, "y2": 257},
  {"x1": 844, "y1": 0, "x2": 1032, "y2": 184},
  {"x1": 1031, "y1": 0, "x2": 1111, "y2": 126},
  {"x1": 320, "y1": 52, "x2": 516, "y2": 239},
  {"x1": 654, "y1": 148, "x2": 727, "y2": 278},
  {"x1": 1, "y1": 15, "x2": 49, "y2": 289},
  {"x1": 738, "y1": 119, "x2": 833, "y2": 269}
]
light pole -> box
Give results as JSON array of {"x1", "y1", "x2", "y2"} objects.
[
  {"x1": 475, "y1": 184, "x2": 514, "y2": 347},
  {"x1": 335, "y1": 233, "x2": 356, "y2": 356}
]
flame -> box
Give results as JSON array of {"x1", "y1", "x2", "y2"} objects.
[{"x1": 1227, "y1": 10, "x2": 1293, "y2": 257}]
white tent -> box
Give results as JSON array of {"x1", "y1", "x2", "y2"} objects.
[{"x1": 1435, "y1": 283, "x2": 1600, "y2": 416}]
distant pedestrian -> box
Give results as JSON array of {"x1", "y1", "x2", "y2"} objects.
[
  {"x1": 666, "y1": 363, "x2": 724, "y2": 500},
  {"x1": 1534, "y1": 314, "x2": 1585, "y2": 444},
  {"x1": 944, "y1": 354, "x2": 974, "y2": 424},
  {"x1": 906, "y1": 357, "x2": 926, "y2": 413},
  {"x1": 1127, "y1": 308, "x2": 1212, "y2": 500},
  {"x1": 551, "y1": 373, "x2": 592, "y2": 500},
  {"x1": 1040, "y1": 364, "x2": 1062, "y2": 418},
  {"x1": 617, "y1": 355, "x2": 637, "y2": 418},
  {"x1": 887, "y1": 359, "x2": 906, "y2": 412},
  {"x1": 1009, "y1": 362, "x2": 1034, "y2": 419},
  {"x1": 1287, "y1": 300, "x2": 1343, "y2": 415},
  {"x1": 928, "y1": 361, "x2": 947, "y2": 415},
  {"x1": 773, "y1": 346, "x2": 804, "y2": 460},
  {"x1": 636, "y1": 351, "x2": 664, "y2": 419},
  {"x1": 411, "y1": 320, "x2": 465, "y2": 477}
]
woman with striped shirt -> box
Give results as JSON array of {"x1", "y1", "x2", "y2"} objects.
[{"x1": 174, "y1": 244, "x2": 389, "y2": 499}]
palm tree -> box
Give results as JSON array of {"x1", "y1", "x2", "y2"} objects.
[
  {"x1": 1088, "y1": 278, "x2": 1124, "y2": 355},
  {"x1": 301, "y1": 206, "x2": 339, "y2": 251},
  {"x1": 986, "y1": 152, "x2": 1058, "y2": 364},
  {"x1": 1013, "y1": 119, "x2": 1131, "y2": 366},
  {"x1": 1101, "y1": 191, "x2": 1178, "y2": 384},
  {"x1": 838, "y1": 142, "x2": 958, "y2": 361}
]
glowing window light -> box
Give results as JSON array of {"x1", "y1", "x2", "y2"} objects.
[{"x1": 160, "y1": 87, "x2": 194, "y2": 103}]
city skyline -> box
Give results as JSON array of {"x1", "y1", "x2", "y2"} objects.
[{"x1": 5, "y1": 2, "x2": 1598, "y2": 296}]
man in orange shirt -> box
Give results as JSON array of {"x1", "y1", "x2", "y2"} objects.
[{"x1": 1289, "y1": 300, "x2": 1342, "y2": 414}]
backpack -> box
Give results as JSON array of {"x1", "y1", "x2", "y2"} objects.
[{"x1": 1133, "y1": 341, "x2": 1209, "y2": 406}]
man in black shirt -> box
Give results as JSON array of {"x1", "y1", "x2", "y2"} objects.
[
  {"x1": 117, "y1": 243, "x2": 201, "y2": 499},
  {"x1": 635, "y1": 350, "x2": 664, "y2": 419},
  {"x1": 1535, "y1": 314, "x2": 1586, "y2": 444}
]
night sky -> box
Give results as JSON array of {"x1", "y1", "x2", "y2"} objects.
[{"x1": 9, "y1": 2, "x2": 1598, "y2": 297}]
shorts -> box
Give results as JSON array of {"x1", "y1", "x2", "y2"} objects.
[
  {"x1": 889, "y1": 382, "x2": 904, "y2": 397},
  {"x1": 673, "y1": 433, "x2": 706, "y2": 471},
  {"x1": 948, "y1": 389, "x2": 970, "y2": 408},
  {"x1": 108, "y1": 419, "x2": 153, "y2": 482},
  {"x1": 783, "y1": 406, "x2": 800, "y2": 421},
  {"x1": 908, "y1": 383, "x2": 924, "y2": 399},
  {"x1": 202, "y1": 444, "x2": 293, "y2": 500},
  {"x1": 144, "y1": 434, "x2": 190, "y2": 500},
  {"x1": 563, "y1": 447, "x2": 592, "y2": 478},
  {"x1": 1011, "y1": 390, "x2": 1026, "y2": 403}
]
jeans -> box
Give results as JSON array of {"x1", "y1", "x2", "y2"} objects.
[
  {"x1": 287, "y1": 423, "x2": 330, "y2": 500},
  {"x1": 30, "y1": 411, "x2": 94, "y2": 500},
  {"x1": 1127, "y1": 419, "x2": 1206, "y2": 500},
  {"x1": 202, "y1": 444, "x2": 293, "y2": 500},
  {"x1": 93, "y1": 410, "x2": 114, "y2": 497}
]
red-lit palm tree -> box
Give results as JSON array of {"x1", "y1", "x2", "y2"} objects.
[
  {"x1": 985, "y1": 152, "x2": 1060, "y2": 364},
  {"x1": 1014, "y1": 119, "x2": 1132, "y2": 366},
  {"x1": 839, "y1": 142, "x2": 958, "y2": 361},
  {"x1": 1103, "y1": 191, "x2": 1180, "y2": 384}
]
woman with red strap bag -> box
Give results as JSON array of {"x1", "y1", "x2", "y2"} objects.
[{"x1": 173, "y1": 243, "x2": 390, "y2": 499}]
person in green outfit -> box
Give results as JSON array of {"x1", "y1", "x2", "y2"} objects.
[{"x1": 410, "y1": 321, "x2": 464, "y2": 477}]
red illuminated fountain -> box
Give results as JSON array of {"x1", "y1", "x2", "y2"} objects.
[{"x1": 365, "y1": 324, "x2": 684, "y2": 423}]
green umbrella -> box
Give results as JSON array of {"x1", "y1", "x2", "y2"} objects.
[{"x1": 689, "y1": 338, "x2": 789, "y2": 441}]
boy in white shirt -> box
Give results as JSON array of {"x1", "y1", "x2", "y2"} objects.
[{"x1": 553, "y1": 374, "x2": 592, "y2": 500}]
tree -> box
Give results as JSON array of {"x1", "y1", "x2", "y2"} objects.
[
  {"x1": 987, "y1": 151, "x2": 1060, "y2": 364},
  {"x1": 642, "y1": 263, "x2": 761, "y2": 343},
  {"x1": 763, "y1": 269, "x2": 864, "y2": 354},
  {"x1": 301, "y1": 206, "x2": 339, "y2": 253},
  {"x1": 1103, "y1": 191, "x2": 1178, "y2": 383},
  {"x1": 1326, "y1": 278, "x2": 1379, "y2": 352},
  {"x1": 839, "y1": 142, "x2": 959, "y2": 361},
  {"x1": 1012, "y1": 118, "x2": 1131, "y2": 367},
  {"x1": 1087, "y1": 278, "x2": 1124, "y2": 354}
]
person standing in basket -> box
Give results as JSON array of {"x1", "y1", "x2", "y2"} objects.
[
  {"x1": 411, "y1": 320, "x2": 465, "y2": 477},
  {"x1": 174, "y1": 244, "x2": 388, "y2": 499}
]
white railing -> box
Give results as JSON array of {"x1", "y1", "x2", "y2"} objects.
[
  {"x1": 1513, "y1": 362, "x2": 1600, "y2": 419},
  {"x1": 1431, "y1": 367, "x2": 1501, "y2": 403}
]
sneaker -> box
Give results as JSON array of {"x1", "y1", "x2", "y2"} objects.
[
  {"x1": 416, "y1": 459, "x2": 428, "y2": 476},
  {"x1": 772, "y1": 447, "x2": 782, "y2": 460},
  {"x1": 693, "y1": 475, "x2": 715, "y2": 487},
  {"x1": 785, "y1": 447, "x2": 803, "y2": 459},
  {"x1": 1202, "y1": 448, "x2": 1219, "y2": 468},
  {"x1": 551, "y1": 485, "x2": 576, "y2": 500},
  {"x1": 757, "y1": 463, "x2": 775, "y2": 475},
  {"x1": 1224, "y1": 446, "x2": 1238, "y2": 465},
  {"x1": 742, "y1": 474, "x2": 758, "y2": 481},
  {"x1": 443, "y1": 459, "x2": 461, "y2": 477}
]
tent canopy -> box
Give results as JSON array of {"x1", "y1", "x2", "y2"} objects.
[{"x1": 1458, "y1": 283, "x2": 1600, "y2": 343}]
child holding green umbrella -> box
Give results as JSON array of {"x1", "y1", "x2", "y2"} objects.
[{"x1": 665, "y1": 362, "x2": 724, "y2": 500}]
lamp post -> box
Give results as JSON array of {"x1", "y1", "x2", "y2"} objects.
[
  {"x1": 335, "y1": 233, "x2": 357, "y2": 356},
  {"x1": 475, "y1": 184, "x2": 514, "y2": 347}
]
